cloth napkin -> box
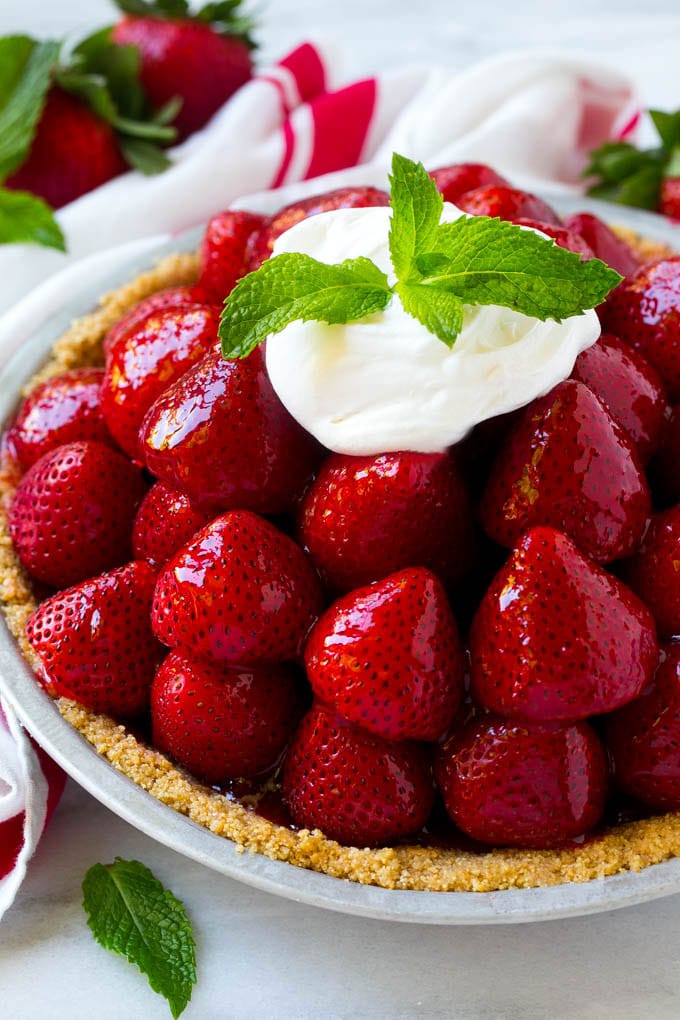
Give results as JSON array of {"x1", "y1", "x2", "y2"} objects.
[{"x1": 0, "y1": 39, "x2": 636, "y2": 921}]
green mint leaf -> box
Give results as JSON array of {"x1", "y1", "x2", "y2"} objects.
[
  {"x1": 665, "y1": 146, "x2": 680, "y2": 179},
  {"x1": 220, "y1": 253, "x2": 392, "y2": 358},
  {"x1": 416, "y1": 215, "x2": 621, "y2": 321},
  {"x1": 650, "y1": 108, "x2": 680, "y2": 154},
  {"x1": 0, "y1": 187, "x2": 65, "y2": 250},
  {"x1": 388, "y1": 151, "x2": 443, "y2": 282},
  {"x1": 197, "y1": 1, "x2": 258, "y2": 46},
  {"x1": 82, "y1": 858, "x2": 196, "y2": 1020},
  {"x1": 588, "y1": 163, "x2": 663, "y2": 210},
  {"x1": 584, "y1": 140, "x2": 659, "y2": 185},
  {"x1": 396, "y1": 281, "x2": 463, "y2": 346},
  {"x1": 0, "y1": 36, "x2": 60, "y2": 180},
  {"x1": 115, "y1": 0, "x2": 190, "y2": 16},
  {"x1": 119, "y1": 136, "x2": 173, "y2": 174}
]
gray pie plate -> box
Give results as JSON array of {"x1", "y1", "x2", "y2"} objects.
[{"x1": 1, "y1": 182, "x2": 680, "y2": 925}]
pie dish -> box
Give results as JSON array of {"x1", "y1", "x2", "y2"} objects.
[{"x1": 3, "y1": 164, "x2": 680, "y2": 922}]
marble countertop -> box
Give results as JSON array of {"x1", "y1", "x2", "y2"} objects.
[{"x1": 3, "y1": 1, "x2": 680, "y2": 1016}]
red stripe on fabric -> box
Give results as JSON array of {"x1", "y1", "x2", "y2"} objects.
[
  {"x1": 305, "y1": 79, "x2": 377, "y2": 181},
  {"x1": 616, "y1": 108, "x2": 641, "y2": 140},
  {"x1": 279, "y1": 43, "x2": 326, "y2": 102},
  {"x1": 271, "y1": 117, "x2": 296, "y2": 189},
  {"x1": 258, "y1": 74, "x2": 292, "y2": 115},
  {"x1": 0, "y1": 813, "x2": 24, "y2": 881}
]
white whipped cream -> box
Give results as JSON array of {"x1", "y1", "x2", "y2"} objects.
[{"x1": 264, "y1": 204, "x2": 600, "y2": 455}]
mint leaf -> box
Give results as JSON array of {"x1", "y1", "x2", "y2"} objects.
[
  {"x1": 396, "y1": 281, "x2": 463, "y2": 346},
  {"x1": 388, "y1": 152, "x2": 443, "y2": 281},
  {"x1": 119, "y1": 136, "x2": 173, "y2": 174},
  {"x1": 649, "y1": 108, "x2": 680, "y2": 154},
  {"x1": 82, "y1": 858, "x2": 196, "y2": 1020},
  {"x1": 0, "y1": 37, "x2": 59, "y2": 180},
  {"x1": 0, "y1": 187, "x2": 65, "y2": 250},
  {"x1": 220, "y1": 253, "x2": 392, "y2": 358},
  {"x1": 115, "y1": 0, "x2": 190, "y2": 16}
]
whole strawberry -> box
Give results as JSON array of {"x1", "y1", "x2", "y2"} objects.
[
  {"x1": 9, "y1": 440, "x2": 146, "y2": 588},
  {"x1": 305, "y1": 568, "x2": 464, "y2": 742},
  {"x1": 470, "y1": 528, "x2": 658, "y2": 722},
  {"x1": 429, "y1": 163, "x2": 509, "y2": 205},
  {"x1": 456, "y1": 185, "x2": 561, "y2": 226},
  {"x1": 435, "y1": 714, "x2": 608, "y2": 848},
  {"x1": 132, "y1": 482, "x2": 213, "y2": 568},
  {"x1": 152, "y1": 651, "x2": 304, "y2": 784},
  {"x1": 283, "y1": 702, "x2": 435, "y2": 846},
  {"x1": 152, "y1": 510, "x2": 324, "y2": 664},
  {"x1": 104, "y1": 286, "x2": 206, "y2": 359},
  {"x1": 112, "y1": 1, "x2": 255, "y2": 141},
  {"x1": 196, "y1": 209, "x2": 266, "y2": 304},
  {"x1": 624, "y1": 505, "x2": 680, "y2": 637},
  {"x1": 562, "y1": 213, "x2": 639, "y2": 276},
  {"x1": 26, "y1": 561, "x2": 162, "y2": 717}
]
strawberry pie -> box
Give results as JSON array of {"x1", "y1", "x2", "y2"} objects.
[{"x1": 4, "y1": 158, "x2": 680, "y2": 894}]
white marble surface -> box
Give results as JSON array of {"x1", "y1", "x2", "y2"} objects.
[{"x1": 4, "y1": 1, "x2": 680, "y2": 1017}]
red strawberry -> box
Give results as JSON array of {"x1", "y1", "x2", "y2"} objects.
[
  {"x1": 101, "y1": 305, "x2": 221, "y2": 459},
  {"x1": 246, "y1": 187, "x2": 390, "y2": 268},
  {"x1": 140, "y1": 344, "x2": 322, "y2": 514},
  {"x1": 624, "y1": 505, "x2": 680, "y2": 637},
  {"x1": 298, "y1": 450, "x2": 474, "y2": 595},
  {"x1": 112, "y1": 11, "x2": 253, "y2": 141},
  {"x1": 435, "y1": 714, "x2": 608, "y2": 848},
  {"x1": 305, "y1": 567, "x2": 464, "y2": 742},
  {"x1": 283, "y1": 702, "x2": 435, "y2": 846},
  {"x1": 428, "y1": 163, "x2": 509, "y2": 205},
  {"x1": 151, "y1": 650, "x2": 305, "y2": 784},
  {"x1": 480, "y1": 379, "x2": 651, "y2": 563},
  {"x1": 5, "y1": 87, "x2": 126, "y2": 209},
  {"x1": 456, "y1": 185, "x2": 561, "y2": 226},
  {"x1": 152, "y1": 510, "x2": 324, "y2": 664},
  {"x1": 8, "y1": 368, "x2": 113, "y2": 470},
  {"x1": 9, "y1": 441, "x2": 146, "y2": 588},
  {"x1": 470, "y1": 527, "x2": 658, "y2": 722},
  {"x1": 571, "y1": 333, "x2": 667, "y2": 464},
  {"x1": 196, "y1": 209, "x2": 266, "y2": 304},
  {"x1": 660, "y1": 177, "x2": 680, "y2": 221},
  {"x1": 26, "y1": 560, "x2": 162, "y2": 717},
  {"x1": 599, "y1": 257, "x2": 680, "y2": 400},
  {"x1": 513, "y1": 218, "x2": 594, "y2": 258},
  {"x1": 104, "y1": 286, "x2": 206, "y2": 359},
  {"x1": 562, "y1": 212, "x2": 639, "y2": 276},
  {"x1": 132, "y1": 481, "x2": 213, "y2": 569},
  {"x1": 606, "y1": 641, "x2": 680, "y2": 809},
  {"x1": 650, "y1": 403, "x2": 680, "y2": 505}
]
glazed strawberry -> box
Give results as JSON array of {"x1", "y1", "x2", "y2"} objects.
[
  {"x1": 5, "y1": 87, "x2": 126, "y2": 209},
  {"x1": 152, "y1": 511, "x2": 324, "y2": 664},
  {"x1": 246, "y1": 187, "x2": 390, "y2": 268},
  {"x1": 101, "y1": 305, "x2": 221, "y2": 459},
  {"x1": 8, "y1": 368, "x2": 113, "y2": 470},
  {"x1": 660, "y1": 177, "x2": 680, "y2": 220},
  {"x1": 624, "y1": 505, "x2": 680, "y2": 637},
  {"x1": 435, "y1": 714, "x2": 608, "y2": 848},
  {"x1": 298, "y1": 451, "x2": 474, "y2": 595},
  {"x1": 600, "y1": 257, "x2": 680, "y2": 400},
  {"x1": 428, "y1": 163, "x2": 509, "y2": 204},
  {"x1": 571, "y1": 333, "x2": 667, "y2": 464},
  {"x1": 480, "y1": 379, "x2": 650, "y2": 563},
  {"x1": 132, "y1": 482, "x2": 213, "y2": 568},
  {"x1": 470, "y1": 528, "x2": 658, "y2": 722},
  {"x1": 513, "y1": 218, "x2": 594, "y2": 258},
  {"x1": 283, "y1": 702, "x2": 435, "y2": 846},
  {"x1": 196, "y1": 210, "x2": 266, "y2": 304},
  {"x1": 606, "y1": 641, "x2": 680, "y2": 809},
  {"x1": 104, "y1": 286, "x2": 206, "y2": 359},
  {"x1": 9, "y1": 441, "x2": 146, "y2": 588},
  {"x1": 650, "y1": 404, "x2": 680, "y2": 505},
  {"x1": 562, "y1": 212, "x2": 639, "y2": 276},
  {"x1": 305, "y1": 568, "x2": 464, "y2": 742},
  {"x1": 456, "y1": 185, "x2": 561, "y2": 226},
  {"x1": 26, "y1": 561, "x2": 162, "y2": 717},
  {"x1": 112, "y1": 5, "x2": 254, "y2": 141},
  {"x1": 140, "y1": 344, "x2": 322, "y2": 513}
]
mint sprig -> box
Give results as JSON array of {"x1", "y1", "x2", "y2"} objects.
[
  {"x1": 219, "y1": 152, "x2": 622, "y2": 358},
  {"x1": 82, "y1": 858, "x2": 197, "y2": 1019}
]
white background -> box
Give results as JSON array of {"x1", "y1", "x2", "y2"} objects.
[{"x1": 3, "y1": 1, "x2": 680, "y2": 1017}]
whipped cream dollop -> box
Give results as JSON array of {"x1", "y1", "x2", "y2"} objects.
[{"x1": 264, "y1": 204, "x2": 601, "y2": 455}]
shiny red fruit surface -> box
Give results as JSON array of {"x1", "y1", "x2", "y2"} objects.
[
  {"x1": 563, "y1": 212, "x2": 639, "y2": 276},
  {"x1": 625, "y1": 504, "x2": 680, "y2": 637},
  {"x1": 428, "y1": 163, "x2": 509, "y2": 205},
  {"x1": 132, "y1": 482, "x2": 213, "y2": 569},
  {"x1": 456, "y1": 185, "x2": 561, "y2": 226}
]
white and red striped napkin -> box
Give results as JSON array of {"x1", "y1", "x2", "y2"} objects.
[{"x1": 0, "y1": 39, "x2": 637, "y2": 920}]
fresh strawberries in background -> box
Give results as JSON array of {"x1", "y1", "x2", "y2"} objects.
[
  {"x1": 101, "y1": 304, "x2": 221, "y2": 459},
  {"x1": 283, "y1": 702, "x2": 435, "y2": 846},
  {"x1": 196, "y1": 209, "x2": 266, "y2": 304},
  {"x1": 600, "y1": 257, "x2": 680, "y2": 401},
  {"x1": 562, "y1": 213, "x2": 639, "y2": 276},
  {"x1": 660, "y1": 177, "x2": 680, "y2": 220},
  {"x1": 305, "y1": 568, "x2": 464, "y2": 742},
  {"x1": 607, "y1": 641, "x2": 680, "y2": 810},
  {"x1": 480, "y1": 379, "x2": 650, "y2": 563},
  {"x1": 429, "y1": 163, "x2": 509, "y2": 205},
  {"x1": 298, "y1": 450, "x2": 474, "y2": 595},
  {"x1": 104, "y1": 286, "x2": 205, "y2": 358},
  {"x1": 152, "y1": 510, "x2": 324, "y2": 664},
  {"x1": 9, "y1": 440, "x2": 146, "y2": 588},
  {"x1": 7, "y1": 368, "x2": 114, "y2": 470},
  {"x1": 246, "y1": 187, "x2": 391, "y2": 268},
  {"x1": 26, "y1": 561, "x2": 162, "y2": 717},
  {"x1": 512, "y1": 218, "x2": 594, "y2": 258},
  {"x1": 140, "y1": 344, "x2": 322, "y2": 514},
  {"x1": 470, "y1": 528, "x2": 658, "y2": 722},
  {"x1": 571, "y1": 333, "x2": 668, "y2": 464},
  {"x1": 624, "y1": 505, "x2": 680, "y2": 637},
  {"x1": 435, "y1": 714, "x2": 608, "y2": 848},
  {"x1": 132, "y1": 482, "x2": 213, "y2": 568},
  {"x1": 456, "y1": 185, "x2": 561, "y2": 226}
]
